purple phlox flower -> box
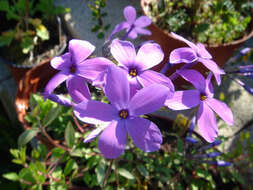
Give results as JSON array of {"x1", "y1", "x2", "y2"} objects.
[
  {"x1": 44, "y1": 39, "x2": 113, "y2": 104},
  {"x1": 169, "y1": 32, "x2": 225, "y2": 85},
  {"x1": 165, "y1": 69, "x2": 233, "y2": 142},
  {"x1": 74, "y1": 65, "x2": 169, "y2": 159},
  {"x1": 110, "y1": 39, "x2": 174, "y2": 97},
  {"x1": 198, "y1": 139, "x2": 222, "y2": 152},
  {"x1": 109, "y1": 6, "x2": 152, "y2": 40},
  {"x1": 46, "y1": 93, "x2": 73, "y2": 107},
  {"x1": 193, "y1": 151, "x2": 221, "y2": 159}
]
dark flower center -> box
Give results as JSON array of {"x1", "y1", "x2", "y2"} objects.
[
  {"x1": 200, "y1": 93, "x2": 207, "y2": 101},
  {"x1": 119, "y1": 109, "x2": 129, "y2": 119},
  {"x1": 129, "y1": 68, "x2": 138, "y2": 77},
  {"x1": 70, "y1": 64, "x2": 76, "y2": 74}
]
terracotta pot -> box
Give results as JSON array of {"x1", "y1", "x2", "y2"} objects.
[
  {"x1": 2, "y1": 16, "x2": 67, "y2": 84},
  {"x1": 140, "y1": 0, "x2": 253, "y2": 86},
  {"x1": 15, "y1": 59, "x2": 59, "y2": 149}
]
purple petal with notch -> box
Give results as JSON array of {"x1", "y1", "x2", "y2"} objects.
[
  {"x1": 105, "y1": 65, "x2": 130, "y2": 110},
  {"x1": 50, "y1": 52, "x2": 71, "y2": 70},
  {"x1": 68, "y1": 39, "x2": 95, "y2": 64},
  {"x1": 124, "y1": 6, "x2": 136, "y2": 24},
  {"x1": 136, "y1": 43, "x2": 164, "y2": 70},
  {"x1": 170, "y1": 48, "x2": 198, "y2": 64},
  {"x1": 129, "y1": 84, "x2": 169, "y2": 116},
  {"x1": 135, "y1": 16, "x2": 152, "y2": 27},
  {"x1": 197, "y1": 102, "x2": 218, "y2": 143},
  {"x1": 77, "y1": 57, "x2": 113, "y2": 81},
  {"x1": 205, "y1": 98, "x2": 233, "y2": 125},
  {"x1": 126, "y1": 117, "x2": 162, "y2": 152},
  {"x1": 165, "y1": 90, "x2": 200, "y2": 110},
  {"x1": 135, "y1": 27, "x2": 151, "y2": 36},
  {"x1": 138, "y1": 70, "x2": 174, "y2": 98},
  {"x1": 98, "y1": 120, "x2": 127, "y2": 159},
  {"x1": 74, "y1": 100, "x2": 118, "y2": 124},
  {"x1": 110, "y1": 39, "x2": 136, "y2": 67},
  {"x1": 177, "y1": 69, "x2": 206, "y2": 91},
  {"x1": 109, "y1": 21, "x2": 129, "y2": 40}
]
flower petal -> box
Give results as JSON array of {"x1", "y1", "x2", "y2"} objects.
[
  {"x1": 98, "y1": 120, "x2": 127, "y2": 159},
  {"x1": 74, "y1": 100, "x2": 118, "y2": 124},
  {"x1": 135, "y1": 16, "x2": 152, "y2": 27},
  {"x1": 135, "y1": 27, "x2": 151, "y2": 36},
  {"x1": 136, "y1": 43, "x2": 164, "y2": 70},
  {"x1": 138, "y1": 70, "x2": 174, "y2": 98},
  {"x1": 47, "y1": 94, "x2": 73, "y2": 107},
  {"x1": 129, "y1": 84, "x2": 169, "y2": 116},
  {"x1": 110, "y1": 39, "x2": 136, "y2": 67},
  {"x1": 171, "y1": 32, "x2": 199, "y2": 52},
  {"x1": 198, "y1": 58, "x2": 225, "y2": 75},
  {"x1": 84, "y1": 127, "x2": 103, "y2": 143},
  {"x1": 177, "y1": 69, "x2": 205, "y2": 91},
  {"x1": 69, "y1": 39, "x2": 95, "y2": 64},
  {"x1": 169, "y1": 47, "x2": 198, "y2": 64},
  {"x1": 196, "y1": 43, "x2": 212, "y2": 59},
  {"x1": 50, "y1": 52, "x2": 71, "y2": 70},
  {"x1": 124, "y1": 6, "x2": 136, "y2": 24},
  {"x1": 205, "y1": 98, "x2": 233, "y2": 125},
  {"x1": 105, "y1": 65, "x2": 130, "y2": 110},
  {"x1": 197, "y1": 102, "x2": 218, "y2": 142},
  {"x1": 44, "y1": 71, "x2": 69, "y2": 95},
  {"x1": 109, "y1": 21, "x2": 129, "y2": 40},
  {"x1": 165, "y1": 90, "x2": 200, "y2": 110},
  {"x1": 205, "y1": 73, "x2": 214, "y2": 97},
  {"x1": 77, "y1": 57, "x2": 113, "y2": 81},
  {"x1": 66, "y1": 76, "x2": 90, "y2": 103},
  {"x1": 127, "y1": 30, "x2": 138, "y2": 39},
  {"x1": 126, "y1": 117, "x2": 162, "y2": 152}
]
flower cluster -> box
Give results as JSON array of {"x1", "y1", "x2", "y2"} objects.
[{"x1": 44, "y1": 5, "x2": 233, "y2": 159}]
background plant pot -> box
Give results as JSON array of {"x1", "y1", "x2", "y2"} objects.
[
  {"x1": 140, "y1": 0, "x2": 253, "y2": 86},
  {"x1": 15, "y1": 59, "x2": 59, "y2": 149},
  {"x1": 1, "y1": 16, "x2": 67, "y2": 84}
]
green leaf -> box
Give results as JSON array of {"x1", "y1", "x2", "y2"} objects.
[
  {"x1": 65, "y1": 122, "x2": 75, "y2": 148},
  {"x1": 97, "y1": 32, "x2": 104, "y2": 39},
  {"x1": 21, "y1": 37, "x2": 34, "y2": 54},
  {"x1": 118, "y1": 168, "x2": 134, "y2": 180},
  {"x1": 3, "y1": 172, "x2": 19, "y2": 181},
  {"x1": 64, "y1": 159, "x2": 76, "y2": 176},
  {"x1": 36, "y1": 24, "x2": 49, "y2": 41},
  {"x1": 42, "y1": 106, "x2": 60, "y2": 127},
  {"x1": 52, "y1": 147, "x2": 65, "y2": 158},
  {"x1": 18, "y1": 128, "x2": 40, "y2": 147},
  {"x1": 95, "y1": 164, "x2": 105, "y2": 185},
  {"x1": 137, "y1": 164, "x2": 149, "y2": 178}
]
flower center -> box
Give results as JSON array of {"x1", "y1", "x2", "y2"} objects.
[
  {"x1": 200, "y1": 93, "x2": 207, "y2": 101},
  {"x1": 129, "y1": 68, "x2": 138, "y2": 77},
  {"x1": 119, "y1": 109, "x2": 129, "y2": 119},
  {"x1": 70, "y1": 64, "x2": 76, "y2": 74}
]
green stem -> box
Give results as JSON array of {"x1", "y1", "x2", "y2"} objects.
[{"x1": 102, "y1": 159, "x2": 113, "y2": 190}]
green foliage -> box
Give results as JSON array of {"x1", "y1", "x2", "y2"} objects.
[
  {"x1": 4, "y1": 94, "x2": 252, "y2": 189},
  {"x1": 88, "y1": 0, "x2": 110, "y2": 39},
  {"x1": 0, "y1": 0, "x2": 69, "y2": 58},
  {"x1": 148, "y1": 0, "x2": 252, "y2": 45}
]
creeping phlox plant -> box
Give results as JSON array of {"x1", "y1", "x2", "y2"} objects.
[{"x1": 44, "y1": 5, "x2": 234, "y2": 159}]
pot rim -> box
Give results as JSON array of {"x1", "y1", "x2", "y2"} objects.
[{"x1": 140, "y1": 0, "x2": 253, "y2": 48}]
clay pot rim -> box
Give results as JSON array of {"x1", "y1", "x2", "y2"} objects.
[{"x1": 140, "y1": 0, "x2": 253, "y2": 48}]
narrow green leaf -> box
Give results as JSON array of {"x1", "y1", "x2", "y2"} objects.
[
  {"x1": 65, "y1": 122, "x2": 75, "y2": 148},
  {"x1": 118, "y1": 168, "x2": 134, "y2": 180},
  {"x1": 3, "y1": 172, "x2": 19, "y2": 181},
  {"x1": 64, "y1": 159, "x2": 75, "y2": 176},
  {"x1": 137, "y1": 165, "x2": 149, "y2": 178},
  {"x1": 18, "y1": 128, "x2": 40, "y2": 147},
  {"x1": 42, "y1": 106, "x2": 60, "y2": 127}
]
